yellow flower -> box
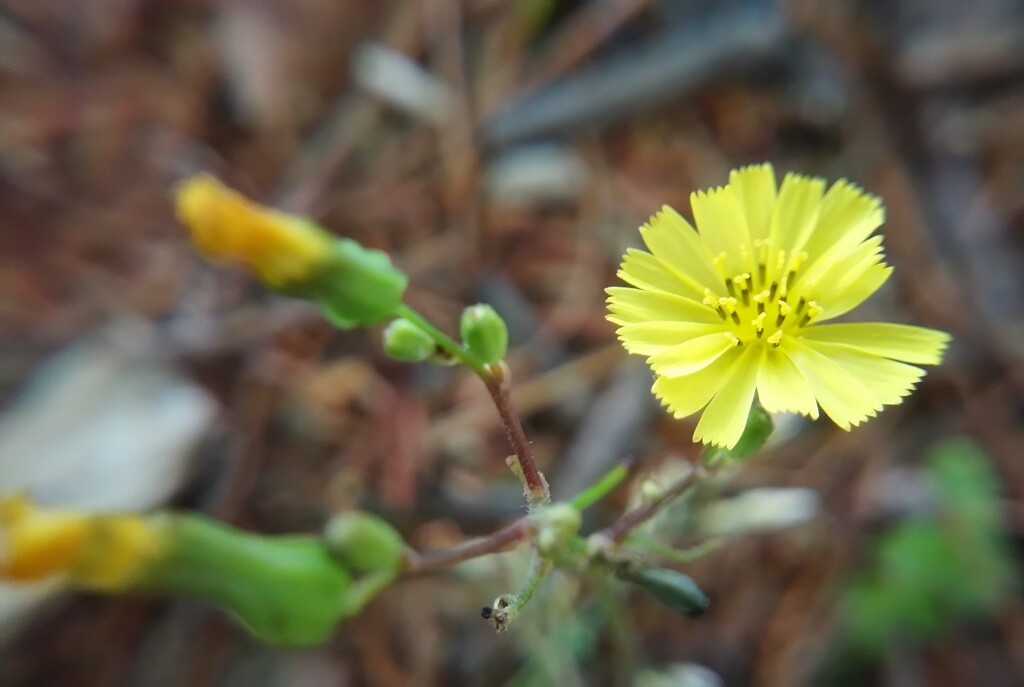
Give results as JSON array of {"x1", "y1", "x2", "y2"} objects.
[
  {"x1": 608, "y1": 163, "x2": 950, "y2": 448},
  {"x1": 0, "y1": 496, "x2": 165, "y2": 590},
  {"x1": 175, "y1": 174, "x2": 334, "y2": 288}
]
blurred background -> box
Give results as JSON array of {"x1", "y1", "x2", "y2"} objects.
[{"x1": 1, "y1": 0, "x2": 1023, "y2": 685}]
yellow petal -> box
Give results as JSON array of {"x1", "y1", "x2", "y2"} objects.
[
  {"x1": 783, "y1": 338, "x2": 882, "y2": 430},
  {"x1": 756, "y1": 347, "x2": 819, "y2": 418},
  {"x1": 648, "y1": 332, "x2": 740, "y2": 377},
  {"x1": 799, "y1": 323, "x2": 950, "y2": 365},
  {"x1": 817, "y1": 263, "x2": 893, "y2": 322},
  {"x1": 0, "y1": 497, "x2": 164, "y2": 589},
  {"x1": 639, "y1": 206, "x2": 723, "y2": 292},
  {"x1": 616, "y1": 321, "x2": 729, "y2": 356},
  {"x1": 652, "y1": 346, "x2": 743, "y2": 419},
  {"x1": 805, "y1": 341, "x2": 925, "y2": 405},
  {"x1": 693, "y1": 346, "x2": 760, "y2": 448},
  {"x1": 802, "y1": 179, "x2": 883, "y2": 269},
  {"x1": 618, "y1": 249, "x2": 703, "y2": 299},
  {"x1": 606, "y1": 287, "x2": 720, "y2": 326},
  {"x1": 797, "y1": 232, "x2": 884, "y2": 295},
  {"x1": 690, "y1": 186, "x2": 750, "y2": 269},
  {"x1": 768, "y1": 173, "x2": 825, "y2": 256},
  {"x1": 728, "y1": 163, "x2": 776, "y2": 241}
]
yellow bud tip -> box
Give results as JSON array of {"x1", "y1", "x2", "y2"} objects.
[
  {"x1": 173, "y1": 174, "x2": 333, "y2": 288},
  {"x1": 0, "y1": 496, "x2": 164, "y2": 589}
]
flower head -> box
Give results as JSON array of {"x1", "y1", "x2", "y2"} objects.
[{"x1": 608, "y1": 163, "x2": 950, "y2": 448}]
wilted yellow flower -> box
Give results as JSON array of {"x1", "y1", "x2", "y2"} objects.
[
  {"x1": 175, "y1": 174, "x2": 409, "y2": 328},
  {"x1": 0, "y1": 496, "x2": 165, "y2": 590},
  {"x1": 609, "y1": 163, "x2": 950, "y2": 448},
  {"x1": 175, "y1": 174, "x2": 334, "y2": 288}
]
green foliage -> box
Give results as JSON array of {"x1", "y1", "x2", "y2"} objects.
[
  {"x1": 840, "y1": 439, "x2": 1015, "y2": 658},
  {"x1": 459, "y1": 304, "x2": 509, "y2": 365}
]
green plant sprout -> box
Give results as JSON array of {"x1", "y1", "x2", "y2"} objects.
[{"x1": 0, "y1": 166, "x2": 951, "y2": 645}]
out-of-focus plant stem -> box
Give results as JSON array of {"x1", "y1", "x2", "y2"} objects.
[{"x1": 396, "y1": 303, "x2": 550, "y2": 506}]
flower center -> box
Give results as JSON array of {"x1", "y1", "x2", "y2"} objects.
[{"x1": 703, "y1": 242, "x2": 822, "y2": 348}]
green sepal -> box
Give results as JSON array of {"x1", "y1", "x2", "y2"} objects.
[
  {"x1": 615, "y1": 564, "x2": 709, "y2": 617},
  {"x1": 308, "y1": 237, "x2": 408, "y2": 329},
  {"x1": 702, "y1": 404, "x2": 773, "y2": 466}
]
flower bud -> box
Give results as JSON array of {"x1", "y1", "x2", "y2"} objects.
[
  {"x1": 382, "y1": 318, "x2": 435, "y2": 363},
  {"x1": 322, "y1": 511, "x2": 405, "y2": 574},
  {"x1": 615, "y1": 565, "x2": 709, "y2": 617},
  {"x1": 459, "y1": 304, "x2": 508, "y2": 365}
]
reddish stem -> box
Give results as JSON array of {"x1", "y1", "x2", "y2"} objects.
[
  {"x1": 483, "y1": 364, "x2": 550, "y2": 506},
  {"x1": 600, "y1": 464, "x2": 708, "y2": 544},
  {"x1": 404, "y1": 518, "x2": 533, "y2": 575}
]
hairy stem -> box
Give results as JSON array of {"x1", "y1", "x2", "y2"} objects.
[{"x1": 484, "y1": 363, "x2": 550, "y2": 507}]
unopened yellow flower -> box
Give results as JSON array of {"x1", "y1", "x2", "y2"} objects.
[
  {"x1": 608, "y1": 163, "x2": 950, "y2": 448},
  {"x1": 175, "y1": 174, "x2": 334, "y2": 288},
  {"x1": 0, "y1": 496, "x2": 165, "y2": 590}
]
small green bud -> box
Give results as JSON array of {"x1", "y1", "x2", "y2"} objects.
[
  {"x1": 703, "y1": 404, "x2": 773, "y2": 466},
  {"x1": 459, "y1": 304, "x2": 508, "y2": 364},
  {"x1": 382, "y1": 318, "x2": 435, "y2": 362},
  {"x1": 615, "y1": 565, "x2": 709, "y2": 617},
  {"x1": 322, "y1": 511, "x2": 405, "y2": 574},
  {"x1": 310, "y1": 238, "x2": 408, "y2": 329}
]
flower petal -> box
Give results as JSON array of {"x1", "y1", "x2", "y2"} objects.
[
  {"x1": 768, "y1": 173, "x2": 825, "y2": 257},
  {"x1": 618, "y1": 249, "x2": 701, "y2": 298},
  {"x1": 802, "y1": 179, "x2": 883, "y2": 269},
  {"x1": 805, "y1": 340, "x2": 925, "y2": 405},
  {"x1": 640, "y1": 206, "x2": 723, "y2": 292},
  {"x1": 694, "y1": 346, "x2": 761, "y2": 448},
  {"x1": 606, "y1": 287, "x2": 721, "y2": 326},
  {"x1": 616, "y1": 321, "x2": 729, "y2": 356},
  {"x1": 817, "y1": 263, "x2": 893, "y2": 322},
  {"x1": 648, "y1": 332, "x2": 740, "y2": 377},
  {"x1": 799, "y1": 323, "x2": 950, "y2": 365},
  {"x1": 783, "y1": 338, "x2": 882, "y2": 430},
  {"x1": 728, "y1": 163, "x2": 776, "y2": 241},
  {"x1": 652, "y1": 346, "x2": 743, "y2": 419},
  {"x1": 756, "y1": 347, "x2": 819, "y2": 419},
  {"x1": 690, "y1": 186, "x2": 750, "y2": 272}
]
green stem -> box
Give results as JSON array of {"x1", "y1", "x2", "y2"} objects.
[
  {"x1": 397, "y1": 302, "x2": 550, "y2": 506},
  {"x1": 569, "y1": 460, "x2": 633, "y2": 511},
  {"x1": 395, "y1": 303, "x2": 489, "y2": 376}
]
